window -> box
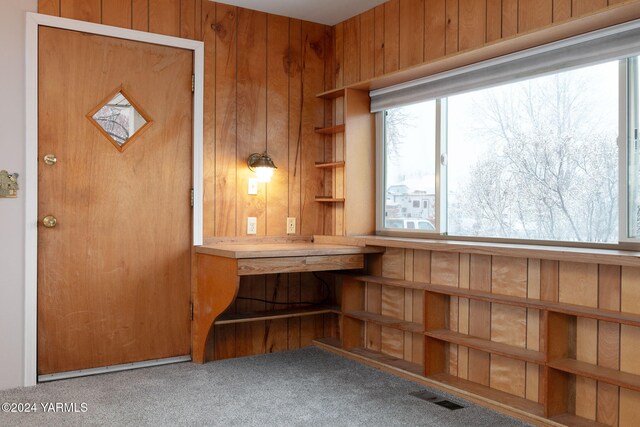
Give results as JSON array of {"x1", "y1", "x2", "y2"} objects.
[{"x1": 377, "y1": 33, "x2": 640, "y2": 244}]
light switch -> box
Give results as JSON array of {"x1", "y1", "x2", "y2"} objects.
[{"x1": 248, "y1": 178, "x2": 258, "y2": 195}]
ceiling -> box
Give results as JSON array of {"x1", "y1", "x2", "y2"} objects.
[{"x1": 211, "y1": 0, "x2": 388, "y2": 26}]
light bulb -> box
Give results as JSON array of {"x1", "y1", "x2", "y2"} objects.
[{"x1": 255, "y1": 166, "x2": 274, "y2": 183}]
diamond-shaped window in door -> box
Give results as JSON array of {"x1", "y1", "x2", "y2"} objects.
[{"x1": 87, "y1": 87, "x2": 152, "y2": 152}]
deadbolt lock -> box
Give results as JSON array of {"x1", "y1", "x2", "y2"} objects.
[
  {"x1": 43, "y1": 154, "x2": 57, "y2": 166},
  {"x1": 42, "y1": 215, "x2": 57, "y2": 228}
]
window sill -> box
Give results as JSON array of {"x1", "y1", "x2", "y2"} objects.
[{"x1": 314, "y1": 234, "x2": 640, "y2": 267}]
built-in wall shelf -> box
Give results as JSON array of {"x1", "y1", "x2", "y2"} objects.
[
  {"x1": 314, "y1": 337, "x2": 423, "y2": 376},
  {"x1": 315, "y1": 124, "x2": 345, "y2": 135},
  {"x1": 315, "y1": 161, "x2": 345, "y2": 168},
  {"x1": 425, "y1": 329, "x2": 545, "y2": 364},
  {"x1": 549, "y1": 413, "x2": 608, "y2": 427},
  {"x1": 315, "y1": 197, "x2": 345, "y2": 203},
  {"x1": 215, "y1": 306, "x2": 340, "y2": 326},
  {"x1": 316, "y1": 87, "x2": 346, "y2": 100},
  {"x1": 344, "y1": 310, "x2": 423, "y2": 333},
  {"x1": 548, "y1": 358, "x2": 640, "y2": 392},
  {"x1": 428, "y1": 373, "x2": 545, "y2": 417}
]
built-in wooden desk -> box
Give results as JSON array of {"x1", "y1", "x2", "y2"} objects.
[{"x1": 192, "y1": 238, "x2": 383, "y2": 363}]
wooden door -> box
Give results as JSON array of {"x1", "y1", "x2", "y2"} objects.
[{"x1": 38, "y1": 27, "x2": 193, "y2": 375}]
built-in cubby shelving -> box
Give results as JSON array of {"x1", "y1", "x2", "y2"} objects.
[
  {"x1": 320, "y1": 268, "x2": 640, "y2": 427},
  {"x1": 313, "y1": 88, "x2": 375, "y2": 235}
]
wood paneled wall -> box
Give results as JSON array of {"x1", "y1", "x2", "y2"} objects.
[
  {"x1": 39, "y1": 0, "x2": 334, "y2": 238},
  {"x1": 369, "y1": 247, "x2": 639, "y2": 426},
  {"x1": 332, "y1": 0, "x2": 634, "y2": 88}
]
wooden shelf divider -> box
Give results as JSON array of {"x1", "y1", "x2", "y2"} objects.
[
  {"x1": 215, "y1": 305, "x2": 340, "y2": 325},
  {"x1": 425, "y1": 329, "x2": 545, "y2": 364},
  {"x1": 315, "y1": 124, "x2": 345, "y2": 135}
]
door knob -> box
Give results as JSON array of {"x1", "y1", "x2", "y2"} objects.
[
  {"x1": 43, "y1": 154, "x2": 57, "y2": 165},
  {"x1": 42, "y1": 215, "x2": 57, "y2": 228}
]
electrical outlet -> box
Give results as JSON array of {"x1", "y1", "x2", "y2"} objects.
[
  {"x1": 286, "y1": 217, "x2": 296, "y2": 234},
  {"x1": 247, "y1": 217, "x2": 257, "y2": 235}
]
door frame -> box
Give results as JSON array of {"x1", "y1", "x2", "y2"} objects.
[{"x1": 24, "y1": 12, "x2": 204, "y2": 387}]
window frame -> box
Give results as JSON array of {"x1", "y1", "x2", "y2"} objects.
[{"x1": 376, "y1": 56, "x2": 640, "y2": 250}]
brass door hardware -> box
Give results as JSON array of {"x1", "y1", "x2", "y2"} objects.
[
  {"x1": 42, "y1": 215, "x2": 57, "y2": 228},
  {"x1": 44, "y1": 154, "x2": 57, "y2": 165}
]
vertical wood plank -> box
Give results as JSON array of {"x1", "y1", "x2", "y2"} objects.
[
  {"x1": 492, "y1": 256, "x2": 527, "y2": 297},
  {"x1": 60, "y1": 0, "x2": 101, "y2": 23},
  {"x1": 334, "y1": 23, "x2": 344, "y2": 87},
  {"x1": 287, "y1": 273, "x2": 301, "y2": 350},
  {"x1": 132, "y1": 0, "x2": 149, "y2": 32},
  {"x1": 553, "y1": 0, "x2": 572, "y2": 22},
  {"x1": 300, "y1": 22, "x2": 326, "y2": 235},
  {"x1": 458, "y1": 0, "x2": 485, "y2": 51},
  {"x1": 381, "y1": 248, "x2": 405, "y2": 358},
  {"x1": 367, "y1": 255, "x2": 383, "y2": 351},
  {"x1": 384, "y1": 0, "x2": 400, "y2": 74},
  {"x1": 149, "y1": 0, "x2": 181, "y2": 37},
  {"x1": 458, "y1": 254, "x2": 470, "y2": 380},
  {"x1": 620, "y1": 267, "x2": 640, "y2": 426},
  {"x1": 265, "y1": 15, "x2": 290, "y2": 236},
  {"x1": 425, "y1": 0, "x2": 446, "y2": 61},
  {"x1": 202, "y1": 0, "x2": 216, "y2": 237},
  {"x1": 540, "y1": 260, "x2": 559, "y2": 302},
  {"x1": 399, "y1": 0, "x2": 425, "y2": 69},
  {"x1": 180, "y1": 0, "x2": 196, "y2": 39},
  {"x1": 572, "y1": 0, "x2": 607, "y2": 17},
  {"x1": 468, "y1": 254, "x2": 491, "y2": 386},
  {"x1": 404, "y1": 250, "x2": 415, "y2": 362},
  {"x1": 195, "y1": 0, "x2": 202, "y2": 40},
  {"x1": 431, "y1": 252, "x2": 459, "y2": 286},
  {"x1": 103, "y1": 0, "x2": 133, "y2": 30},
  {"x1": 343, "y1": 17, "x2": 360, "y2": 86},
  {"x1": 486, "y1": 0, "x2": 501, "y2": 43},
  {"x1": 413, "y1": 250, "x2": 430, "y2": 365},
  {"x1": 288, "y1": 19, "x2": 302, "y2": 237},
  {"x1": 559, "y1": 262, "x2": 598, "y2": 421},
  {"x1": 526, "y1": 259, "x2": 541, "y2": 402},
  {"x1": 502, "y1": 0, "x2": 518, "y2": 38},
  {"x1": 445, "y1": 0, "x2": 459, "y2": 55},
  {"x1": 265, "y1": 275, "x2": 288, "y2": 353},
  {"x1": 360, "y1": 9, "x2": 376, "y2": 81},
  {"x1": 38, "y1": 0, "x2": 60, "y2": 16},
  {"x1": 214, "y1": 3, "x2": 237, "y2": 237},
  {"x1": 374, "y1": 4, "x2": 385, "y2": 77},
  {"x1": 518, "y1": 0, "x2": 552, "y2": 34}
]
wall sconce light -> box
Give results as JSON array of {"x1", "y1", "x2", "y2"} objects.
[{"x1": 247, "y1": 152, "x2": 277, "y2": 183}]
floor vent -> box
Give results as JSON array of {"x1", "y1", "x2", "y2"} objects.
[{"x1": 410, "y1": 390, "x2": 465, "y2": 410}]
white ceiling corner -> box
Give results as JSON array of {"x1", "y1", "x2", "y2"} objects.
[{"x1": 210, "y1": 0, "x2": 387, "y2": 26}]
